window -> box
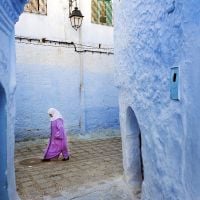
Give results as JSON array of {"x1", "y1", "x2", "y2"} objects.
[
  {"x1": 24, "y1": 0, "x2": 47, "y2": 15},
  {"x1": 91, "y1": 0, "x2": 112, "y2": 26}
]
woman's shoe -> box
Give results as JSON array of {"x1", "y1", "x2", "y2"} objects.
[
  {"x1": 62, "y1": 157, "x2": 69, "y2": 161},
  {"x1": 41, "y1": 159, "x2": 51, "y2": 162}
]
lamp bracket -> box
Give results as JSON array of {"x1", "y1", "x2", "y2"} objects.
[{"x1": 69, "y1": 0, "x2": 77, "y2": 15}]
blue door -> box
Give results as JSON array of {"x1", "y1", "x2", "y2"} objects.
[{"x1": 0, "y1": 84, "x2": 8, "y2": 200}]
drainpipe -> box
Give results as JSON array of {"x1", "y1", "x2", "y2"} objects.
[{"x1": 78, "y1": 0, "x2": 85, "y2": 134}]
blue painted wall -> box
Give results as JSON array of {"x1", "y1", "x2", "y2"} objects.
[
  {"x1": 15, "y1": 63, "x2": 81, "y2": 139},
  {"x1": 15, "y1": 44, "x2": 119, "y2": 140},
  {"x1": 115, "y1": 0, "x2": 200, "y2": 199},
  {"x1": 0, "y1": 0, "x2": 27, "y2": 199},
  {"x1": 84, "y1": 70, "x2": 119, "y2": 130}
]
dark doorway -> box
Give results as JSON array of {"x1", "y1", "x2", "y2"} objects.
[
  {"x1": 124, "y1": 106, "x2": 143, "y2": 196},
  {"x1": 0, "y1": 84, "x2": 8, "y2": 199},
  {"x1": 139, "y1": 133, "x2": 144, "y2": 181}
]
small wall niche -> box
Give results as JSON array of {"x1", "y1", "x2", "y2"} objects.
[{"x1": 170, "y1": 67, "x2": 179, "y2": 100}]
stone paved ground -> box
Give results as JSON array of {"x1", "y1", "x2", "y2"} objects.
[
  {"x1": 15, "y1": 137, "x2": 132, "y2": 200},
  {"x1": 43, "y1": 178, "x2": 133, "y2": 200}
]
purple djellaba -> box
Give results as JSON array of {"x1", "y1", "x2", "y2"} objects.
[{"x1": 42, "y1": 108, "x2": 70, "y2": 161}]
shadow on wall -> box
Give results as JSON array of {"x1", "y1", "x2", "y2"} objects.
[
  {"x1": 0, "y1": 84, "x2": 8, "y2": 200},
  {"x1": 124, "y1": 106, "x2": 143, "y2": 198}
]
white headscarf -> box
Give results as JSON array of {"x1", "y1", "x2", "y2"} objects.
[{"x1": 48, "y1": 108, "x2": 63, "y2": 121}]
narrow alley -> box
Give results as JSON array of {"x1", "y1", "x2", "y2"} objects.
[{"x1": 15, "y1": 137, "x2": 131, "y2": 200}]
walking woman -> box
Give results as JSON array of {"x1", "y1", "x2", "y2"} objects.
[{"x1": 42, "y1": 108, "x2": 70, "y2": 161}]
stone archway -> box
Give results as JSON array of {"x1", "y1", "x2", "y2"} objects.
[
  {"x1": 0, "y1": 84, "x2": 8, "y2": 200},
  {"x1": 122, "y1": 106, "x2": 143, "y2": 197},
  {"x1": 0, "y1": 1, "x2": 27, "y2": 198}
]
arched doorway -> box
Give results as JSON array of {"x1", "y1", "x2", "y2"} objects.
[
  {"x1": 123, "y1": 106, "x2": 143, "y2": 197},
  {"x1": 0, "y1": 84, "x2": 8, "y2": 199}
]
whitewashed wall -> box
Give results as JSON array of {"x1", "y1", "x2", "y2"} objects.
[
  {"x1": 15, "y1": 0, "x2": 118, "y2": 140},
  {"x1": 15, "y1": 0, "x2": 113, "y2": 46}
]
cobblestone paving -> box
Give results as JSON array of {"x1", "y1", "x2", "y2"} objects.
[
  {"x1": 43, "y1": 178, "x2": 133, "y2": 200},
  {"x1": 15, "y1": 137, "x2": 123, "y2": 200}
]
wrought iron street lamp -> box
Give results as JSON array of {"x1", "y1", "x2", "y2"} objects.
[{"x1": 69, "y1": 0, "x2": 84, "y2": 30}]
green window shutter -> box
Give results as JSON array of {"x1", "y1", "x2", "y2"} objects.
[
  {"x1": 24, "y1": 0, "x2": 39, "y2": 13},
  {"x1": 91, "y1": 0, "x2": 98, "y2": 23},
  {"x1": 99, "y1": 0, "x2": 106, "y2": 24},
  {"x1": 92, "y1": 0, "x2": 112, "y2": 26},
  {"x1": 105, "y1": 0, "x2": 112, "y2": 26},
  {"x1": 39, "y1": 0, "x2": 47, "y2": 15},
  {"x1": 24, "y1": 0, "x2": 47, "y2": 15}
]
